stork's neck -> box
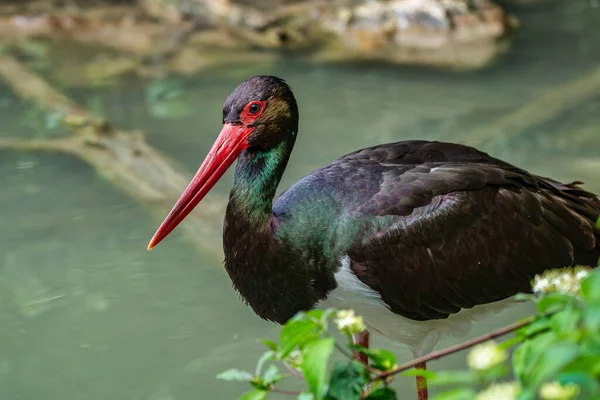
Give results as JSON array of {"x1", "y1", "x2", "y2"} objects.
[
  {"x1": 223, "y1": 131, "x2": 336, "y2": 323},
  {"x1": 229, "y1": 134, "x2": 296, "y2": 221}
]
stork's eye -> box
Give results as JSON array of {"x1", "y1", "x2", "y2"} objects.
[{"x1": 248, "y1": 103, "x2": 262, "y2": 115}]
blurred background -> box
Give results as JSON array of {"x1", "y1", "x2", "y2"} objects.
[{"x1": 0, "y1": 0, "x2": 599, "y2": 398}]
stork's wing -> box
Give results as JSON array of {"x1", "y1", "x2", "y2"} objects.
[{"x1": 334, "y1": 141, "x2": 600, "y2": 321}]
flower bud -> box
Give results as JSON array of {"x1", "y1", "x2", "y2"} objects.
[{"x1": 334, "y1": 310, "x2": 366, "y2": 335}]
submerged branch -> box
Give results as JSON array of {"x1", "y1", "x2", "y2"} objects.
[
  {"x1": 0, "y1": 137, "x2": 74, "y2": 152},
  {"x1": 0, "y1": 54, "x2": 226, "y2": 260},
  {"x1": 0, "y1": 61, "x2": 78, "y2": 111}
]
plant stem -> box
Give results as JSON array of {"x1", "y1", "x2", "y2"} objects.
[
  {"x1": 344, "y1": 332, "x2": 356, "y2": 357},
  {"x1": 371, "y1": 315, "x2": 535, "y2": 383},
  {"x1": 283, "y1": 363, "x2": 305, "y2": 380},
  {"x1": 268, "y1": 385, "x2": 301, "y2": 396}
]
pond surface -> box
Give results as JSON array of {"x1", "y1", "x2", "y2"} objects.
[{"x1": 0, "y1": 1, "x2": 599, "y2": 399}]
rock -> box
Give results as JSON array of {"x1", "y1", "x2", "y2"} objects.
[
  {"x1": 138, "y1": 0, "x2": 233, "y2": 23},
  {"x1": 161, "y1": 0, "x2": 517, "y2": 69},
  {"x1": 313, "y1": 0, "x2": 517, "y2": 69},
  {"x1": 138, "y1": 0, "x2": 185, "y2": 23}
]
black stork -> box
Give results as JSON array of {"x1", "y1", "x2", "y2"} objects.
[{"x1": 148, "y1": 76, "x2": 600, "y2": 400}]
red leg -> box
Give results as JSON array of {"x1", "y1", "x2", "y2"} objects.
[
  {"x1": 352, "y1": 329, "x2": 370, "y2": 365},
  {"x1": 415, "y1": 361, "x2": 428, "y2": 400}
]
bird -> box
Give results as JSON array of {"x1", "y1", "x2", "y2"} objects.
[{"x1": 147, "y1": 75, "x2": 600, "y2": 400}]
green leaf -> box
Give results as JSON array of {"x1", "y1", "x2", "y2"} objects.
[
  {"x1": 512, "y1": 338, "x2": 532, "y2": 379},
  {"x1": 364, "y1": 387, "x2": 397, "y2": 400},
  {"x1": 560, "y1": 354, "x2": 600, "y2": 376},
  {"x1": 430, "y1": 387, "x2": 476, "y2": 400},
  {"x1": 298, "y1": 393, "x2": 314, "y2": 400},
  {"x1": 239, "y1": 389, "x2": 268, "y2": 400},
  {"x1": 516, "y1": 316, "x2": 551, "y2": 339},
  {"x1": 262, "y1": 364, "x2": 284, "y2": 385},
  {"x1": 326, "y1": 361, "x2": 368, "y2": 400},
  {"x1": 499, "y1": 336, "x2": 523, "y2": 350},
  {"x1": 480, "y1": 363, "x2": 510, "y2": 381},
  {"x1": 303, "y1": 337, "x2": 335, "y2": 400},
  {"x1": 537, "y1": 293, "x2": 576, "y2": 313},
  {"x1": 364, "y1": 348, "x2": 397, "y2": 371},
  {"x1": 296, "y1": 309, "x2": 326, "y2": 321},
  {"x1": 260, "y1": 339, "x2": 278, "y2": 351},
  {"x1": 513, "y1": 331, "x2": 557, "y2": 382},
  {"x1": 217, "y1": 369, "x2": 254, "y2": 382},
  {"x1": 516, "y1": 388, "x2": 536, "y2": 400},
  {"x1": 583, "y1": 305, "x2": 600, "y2": 332},
  {"x1": 250, "y1": 377, "x2": 268, "y2": 391},
  {"x1": 525, "y1": 342, "x2": 579, "y2": 387},
  {"x1": 279, "y1": 320, "x2": 319, "y2": 358},
  {"x1": 550, "y1": 309, "x2": 582, "y2": 334},
  {"x1": 582, "y1": 269, "x2": 600, "y2": 305},
  {"x1": 557, "y1": 372, "x2": 600, "y2": 396}
]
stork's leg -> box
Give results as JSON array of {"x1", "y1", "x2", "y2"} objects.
[
  {"x1": 352, "y1": 329, "x2": 370, "y2": 365},
  {"x1": 415, "y1": 361, "x2": 428, "y2": 400}
]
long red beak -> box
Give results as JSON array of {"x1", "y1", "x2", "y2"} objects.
[{"x1": 147, "y1": 123, "x2": 253, "y2": 250}]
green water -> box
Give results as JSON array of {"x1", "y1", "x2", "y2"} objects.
[{"x1": 1, "y1": 1, "x2": 600, "y2": 399}]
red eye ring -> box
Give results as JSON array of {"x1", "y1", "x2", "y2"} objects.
[{"x1": 241, "y1": 100, "x2": 266, "y2": 122}]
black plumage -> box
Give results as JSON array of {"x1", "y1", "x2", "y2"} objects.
[{"x1": 272, "y1": 140, "x2": 600, "y2": 321}]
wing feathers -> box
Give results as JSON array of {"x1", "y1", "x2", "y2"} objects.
[{"x1": 339, "y1": 142, "x2": 599, "y2": 321}]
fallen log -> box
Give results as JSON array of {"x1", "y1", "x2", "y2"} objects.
[
  {"x1": 463, "y1": 66, "x2": 600, "y2": 145},
  {"x1": 0, "y1": 54, "x2": 226, "y2": 260}
]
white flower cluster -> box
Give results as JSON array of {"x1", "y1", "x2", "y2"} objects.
[
  {"x1": 466, "y1": 341, "x2": 507, "y2": 371},
  {"x1": 532, "y1": 266, "x2": 591, "y2": 295},
  {"x1": 334, "y1": 310, "x2": 366, "y2": 335},
  {"x1": 539, "y1": 381, "x2": 580, "y2": 400},
  {"x1": 476, "y1": 382, "x2": 520, "y2": 400}
]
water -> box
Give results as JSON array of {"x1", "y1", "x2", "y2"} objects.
[{"x1": 1, "y1": 1, "x2": 599, "y2": 399}]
